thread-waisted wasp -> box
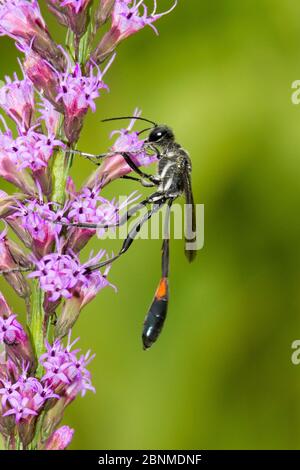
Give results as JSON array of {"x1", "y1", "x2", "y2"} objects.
[{"x1": 67, "y1": 115, "x2": 198, "y2": 349}]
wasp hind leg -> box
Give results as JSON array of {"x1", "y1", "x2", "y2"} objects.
[{"x1": 142, "y1": 199, "x2": 173, "y2": 350}]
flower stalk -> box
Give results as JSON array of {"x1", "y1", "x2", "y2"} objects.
[{"x1": 0, "y1": 0, "x2": 177, "y2": 450}]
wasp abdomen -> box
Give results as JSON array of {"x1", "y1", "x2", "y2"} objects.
[{"x1": 142, "y1": 278, "x2": 169, "y2": 350}]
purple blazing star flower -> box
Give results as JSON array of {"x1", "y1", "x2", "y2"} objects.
[
  {"x1": 0, "y1": 314, "x2": 25, "y2": 345},
  {"x1": 38, "y1": 98, "x2": 61, "y2": 136},
  {"x1": 28, "y1": 247, "x2": 112, "y2": 302},
  {"x1": 12, "y1": 197, "x2": 67, "y2": 257},
  {"x1": 0, "y1": 377, "x2": 20, "y2": 407},
  {"x1": 92, "y1": 1, "x2": 177, "y2": 63},
  {"x1": 68, "y1": 182, "x2": 140, "y2": 231},
  {"x1": 56, "y1": 51, "x2": 115, "y2": 142},
  {"x1": 40, "y1": 331, "x2": 95, "y2": 399},
  {"x1": 110, "y1": 110, "x2": 157, "y2": 167},
  {"x1": 64, "y1": 349, "x2": 95, "y2": 399},
  {"x1": 0, "y1": 72, "x2": 34, "y2": 131},
  {"x1": 0, "y1": 362, "x2": 58, "y2": 424},
  {"x1": 31, "y1": 381, "x2": 59, "y2": 408},
  {"x1": 9, "y1": 128, "x2": 64, "y2": 172},
  {"x1": 57, "y1": 54, "x2": 114, "y2": 117},
  {"x1": 3, "y1": 395, "x2": 38, "y2": 423},
  {"x1": 28, "y1": 252, "x2": 83, "y2": 302},
  {"x1": 112, "y1": 0, "x2": 178, "y2": 39},
  {"x1": 67, "y1": 183, "x2": 140, "y2": 253}
]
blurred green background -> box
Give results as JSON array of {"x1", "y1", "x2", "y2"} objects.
[{"x1": 2, "y1": 0, "x2": 300, "y2": 449}]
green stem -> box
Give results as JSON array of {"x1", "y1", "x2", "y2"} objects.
[
  {"x1": 51, "y1": 148, "x2": 71, "y2": 206},
  {"x1": 29, "y1": 280, "x2": 45, "y2": 378}
]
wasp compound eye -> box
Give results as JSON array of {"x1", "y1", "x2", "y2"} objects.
[{"x1": 148, "y1": 126, "x2": 174, "y2": 143}]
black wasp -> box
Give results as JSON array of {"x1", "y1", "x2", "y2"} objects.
[{"x1": 67, "y1": 115, "x2": 198, "y2": 349}]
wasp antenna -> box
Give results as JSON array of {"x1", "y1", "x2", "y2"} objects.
[
  {"x1": 101, "y1": 116, "x2": 157, "y2": 126},
  {"x1": 137, "y1": 127, "x2": 153, "y2": 136}
]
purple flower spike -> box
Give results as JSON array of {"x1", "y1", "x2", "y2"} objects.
[
  {"x1": 44, "y1": 425, "x2": 74, "y2": 450},
  {"x1": 0, "y1": 72, "x2": 34, "y2": 131}
]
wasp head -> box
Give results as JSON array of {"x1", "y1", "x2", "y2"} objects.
[{"x1": 147, "y1": 125, "x2": 175, "y2": 147}]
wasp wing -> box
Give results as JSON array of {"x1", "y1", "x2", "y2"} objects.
[{"x1": 183, "y1": 170, "x2": 197, "y2": 262}]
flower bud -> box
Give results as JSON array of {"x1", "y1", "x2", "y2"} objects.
[
  {"x1": 46, "y1": 0, "x2": 93, "y2": 37},
  {"x1": 0, "y1": 313, "x2": 35, "y2": 371},
  {"x1": 0, "y1": 148, "x2": 35, "y2": 195},
  {"x1": 23, "y1": 48, "x2": 60, "y2": 109},
  {"x1": 0, "y1": 191, "x2": 26, "y2": 218},
  {"x1": 0, "y1": 74, "x2": 34, "y2": 132},
  {"x1": 44, "y1": 425, "x2": 74, "y2": 450},
  {"x1": 0, "y1": 228, "x2": 31, "y2": 298},
  {"x1": 41, "y1": 397, "x2": 67, "y2": 441},
  {"x1": 18, "y1": 416, "x2": 37, "y2": 448},
  {"x1": 95, "y1": 0, "x2": 116, "y2": 28}
]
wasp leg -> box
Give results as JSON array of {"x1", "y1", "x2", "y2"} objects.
[
  {"x1": 0, "y1": 266, "x2": 32, "y2": 275},
  {"x1": 49, "y1": 191, "x2": 163, "y2": 231},
  {"x1": 120, "y1": 175, "x2": 156, "y2": 187},
  {"x1": 70, "y1": 149, "x2": 160, "y2": 184},
  {"x1": 142, "y1": 198, "x2": 174, "y2": 350},
  {"x1": 85, "y1": 196, "x2": 166, "y2": 272},
  {"x1": 120, "y1": 152, "x2": 160, "y2": 185}
]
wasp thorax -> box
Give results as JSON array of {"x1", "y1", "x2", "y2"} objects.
[{"x1": 148, "y1": 125, "x2": 175, "y2": 144}]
